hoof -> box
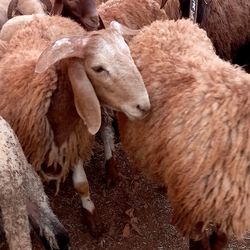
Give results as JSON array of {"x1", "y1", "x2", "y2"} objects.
[
  {"x1": 105, "y1": 156, "x2": 119, "y2": 188},
  {"x1": 82, "y1": 208, "x2": 105, "y2": 238}
]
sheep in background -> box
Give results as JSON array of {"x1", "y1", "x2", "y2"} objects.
[
  {"x1": 50, "y1": 0, "x2": 103, "y2": 31},
  {"x1": 0, "y1": 14, "x2": 150, "y2": 236},
  {"x1": 118, "y1": 19, "x2": 250, "y2": 249},
  {"x1": 156, "y1": 0, "x2": 180, "y2": 20},
  {"x1": 160, "y1": 0, "x2": 250, "y2": 71},
  {"x1": 98, "y1": 0, "x2": 168, "y2": 30},
  {"x1": 0, "y1": 116, "x2": 69, "y2": 250}
]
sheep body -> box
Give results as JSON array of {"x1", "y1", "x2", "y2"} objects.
[
  {"x1": 118, "y1": 19, "x2": 250, "y2": 242},
  {"x1": 0, "y1": 116, "x2": 69, "y2": 250}
]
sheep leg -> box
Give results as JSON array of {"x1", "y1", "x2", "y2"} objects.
[
  {"x1": 1, "y1": 194, "x2": 32, "y2": 250},
  {"x1": 101, "y1": 124, "x2": 119, "y2": 188},
  {"x1": 189, "y1": 237, "x2": 211, "y2": 250},
  {"x1": 25, "y1": 166, "x2": 69, "y2": 250},
  {"x1": 209, "y1": 230, "x2": 228, "y2": 250},
  {"x1": 73, "y1": 160, "x2": 101, "y2": 237}
]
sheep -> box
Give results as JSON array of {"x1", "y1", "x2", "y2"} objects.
[
  {"x1": 0, "y1": 14, "x2": 150, "y2": 236},
  {"x1": 0, "y1": 116, "x2": 69, "y2": 250},
  {"x1": 50, "y1": 0, "x2": 103, "y2": 31},
  {"x1": 98, "y1": 0, "x2": 168, "y2": 30},
  {"x1": 95, "y1": 0, "x2": 169, "y2": 184},
  {"x1": 7, "y1": 0, "x2": 102, "y2": 31},
  {"x1": 155, "y1": 0, "x2": 180, "y2": 20},
  {"x1": 117, "y1": 19, "x2": 250, "y2": 250},
  {"x1": 160, "y1": 0, "x2": 250, "y2": 67}
]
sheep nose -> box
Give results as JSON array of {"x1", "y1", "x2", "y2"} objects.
[
  {"x1": 136, "y1": 102, "x2": 151, "y2": 114},
  {"x1": 87, "y1": 16, "x2": 99, "y2": 27},
  {"x1": 82, "y1": 16, "x2": 99, "y2": 30}
]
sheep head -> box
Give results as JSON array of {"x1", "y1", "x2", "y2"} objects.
[
  {"x1": 35, "y1": 21, "x2": 150, "y2": 135},
  {"x1": 52, "y1": 0, "x2": 102, "y2": 31},
  {"x1": 7, "y1": 0, "x2": 52, "y2": 19}
]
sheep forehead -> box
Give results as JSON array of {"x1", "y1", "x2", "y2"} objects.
[{"x1": 95, "y1": 33, "x2": 130, "y2": 60}]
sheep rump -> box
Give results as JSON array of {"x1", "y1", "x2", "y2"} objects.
[
  {"x1": 0, "y1": 116, "x2": 69, "y2": 250},
  {"x1": 119, "y1": 19, "x2": 250, "y2": 240}
]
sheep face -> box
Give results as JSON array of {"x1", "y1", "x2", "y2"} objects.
[
  {"x1": 35, "y1": 21, "x2": 150, "y2": 135},
  {"x1": 53, "y1": 0, "x2": 100, "y2": 31},
  {"x1": 84, "y1": 32, "x2": 151, "y2": 120}
]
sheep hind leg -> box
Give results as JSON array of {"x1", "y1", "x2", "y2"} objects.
[
  {"x1": 73, "y1": 160, "x2": 102, "y2": 237},
  {"x1": 25, "y1": 165, "x2": 69, "y2": 250},
  {"x1": 189, "y1": 230, "x2": 228, "y2": 250},
  {"x1": 209, "y1": 230, "x2": 228, "y2": 250},
  {"x1": 1, "y1": 194, "x2": 32, "y2": 250}
]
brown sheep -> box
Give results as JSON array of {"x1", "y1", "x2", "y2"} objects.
[
  {"x1": 118, "y1": 19, "x2": 250, "y2": 249},
  {"x1": 0, "y1": 14, "x2": 150, "y2": 236}
]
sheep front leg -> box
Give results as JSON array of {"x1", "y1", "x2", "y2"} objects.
[
  {"x1": 101, "y1": 124, "x2": 118, "y2": 188},
  {"x1": 100, "y1": 107, "x2": 119, "y2": 188},
  {"x1": 73, "y1": 160, "x2": 100, "y2": 237}
]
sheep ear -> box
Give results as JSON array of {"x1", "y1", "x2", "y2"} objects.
[
  {"x1": 7, "y1": 0, "x2": 18, "y2": 19},
  {"x1": 40, "y1": 0, "x2": 53, "y2": 13},
  {"x1": 98, "y1": 15, "x2": 105, "y2": 30},
  {"x1": 160, "y1": 0, "x2": 168, "y2": 9},
  {"x1": 109, "y1": 21, "x2": 139, "y2": 36},
  {"x1": 51, "y1": 0, "x2": 63, "y2": 15},
  {"x1": 68, "y1": 60, "x2": 101, "y2": 135},
  {"x1": 35, "y1": 36, "x2": 89, "y2": 73}
]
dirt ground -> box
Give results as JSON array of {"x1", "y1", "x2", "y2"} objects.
[{"x1": 1, "y1": 143, "x2": 250, "y2": 250}]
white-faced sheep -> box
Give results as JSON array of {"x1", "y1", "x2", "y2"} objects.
[
  {"x1": 96, "y1": 0, "x2": 169, "y2": 184},
  {"x1": 117, "y1": 19, "x2": 250, "y2": 249},
  {"x1": 0, "y1": 116, "x2": 69, "y2": 250},
  {"x1": 160, "y1": 0, "x2": 250, "y2": 70},
  {"x1": 0, "y1": 14, "x2": 150, "y2": 236}
]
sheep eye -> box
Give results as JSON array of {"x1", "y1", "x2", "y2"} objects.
[{"x1": 92, "y1": 66, "x2": 106, "y2": 73}]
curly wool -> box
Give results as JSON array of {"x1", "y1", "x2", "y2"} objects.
[
  {"x1": 118, "y1": 19, "x2": 250, "y2": 239},
  {"x1": 0, "y1": 15, "x2": 94, "y2": 182}
]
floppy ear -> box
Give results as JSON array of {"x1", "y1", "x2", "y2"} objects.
[
  {"x1": 110, "y1": 21, "x2": 140, "y2": 36},
  {"x1": 160, "y1": 0, "x2": 168, "y2": 9},
  {"x1": 7, "y1": 0, "x2": 18, "y2": 19},
  {"x1": 68, "y1": 59, "x2": 101, "y2": 135},
  {"x1": 50, "y1": 0, "x2": 63, "y2": 15},
  {"x1": 98, "y1": 15, "x2": 105, "y2": 30},
  {"x1": 35, "y1": 36, "x2": 89, "y2": 73}
]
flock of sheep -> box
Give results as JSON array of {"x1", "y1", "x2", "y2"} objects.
[{"x1": 0, "y1": 0, "x2": 250, "y2": 249}]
